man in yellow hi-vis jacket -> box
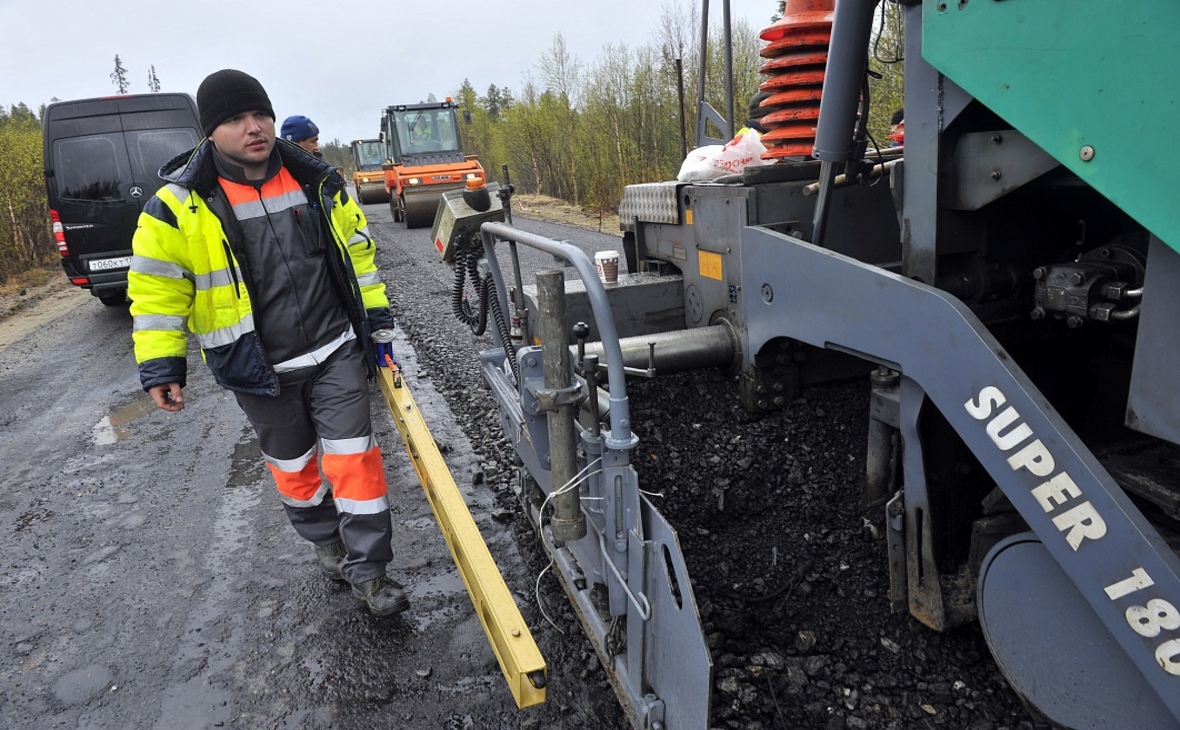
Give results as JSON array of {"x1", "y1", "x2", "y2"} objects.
[{"x1": 128, "y1": 69, "x2": 408, "y2": 617}]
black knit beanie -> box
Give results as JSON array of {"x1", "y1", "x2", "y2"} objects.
[{"x1": 196, "y1": 69, "x2": 275, "y2": 137}]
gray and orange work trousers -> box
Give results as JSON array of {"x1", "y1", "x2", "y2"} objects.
[{"x1": 235, "y1": 340, "x2": 393, "y2": 584}]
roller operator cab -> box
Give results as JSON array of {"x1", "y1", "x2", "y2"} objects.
[
  {"x1": 349, "y1": 139, "x2": 390, "y2": 205},
  {"x1": 42, "y1": 93, "x2": 200, "y2": 305},
  {"x1": 379, "y1": 99, "x2": 485, "y2": 229}
]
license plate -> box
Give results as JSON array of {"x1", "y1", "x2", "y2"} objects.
[{"x1": 89, "y1": 256, "x2": 132, "y2": 272}]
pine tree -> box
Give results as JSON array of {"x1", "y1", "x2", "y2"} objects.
[
  {"x1": 483, "y1": 85, "x2": 508, "y2": 121},
  {"x1": 147, "y1": 65, "x2": 161, "y2": 93},
  {"x1": 110, "y1": 55, "x2": 129, "y2": 94}
]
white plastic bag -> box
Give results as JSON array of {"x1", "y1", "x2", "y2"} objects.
[{"x1": 676, "y1": 129, "x2": 771, "y2": 182}]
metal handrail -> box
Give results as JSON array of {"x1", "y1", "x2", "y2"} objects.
[{"x1": 480, "y1": 222, "x2": 638, "y2": 450}]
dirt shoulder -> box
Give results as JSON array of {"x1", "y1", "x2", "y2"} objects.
[
  {"x1": 0, "y1": 264, "x2": 90, "y2": 351},
  {"x1": 512, "y1": 193, "x2": 621, "y2": 235},
  {"x1": 0, "y1": 264, "x2": 72, "y2": 319}
]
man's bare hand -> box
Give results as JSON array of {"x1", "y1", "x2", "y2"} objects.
[{"x1": 149, "y1": 383, "x2": 185, "y2": 412}]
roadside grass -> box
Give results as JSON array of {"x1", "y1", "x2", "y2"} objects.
[{"x1": 512, "y1": 193, "x2": 621, "y2": 234}]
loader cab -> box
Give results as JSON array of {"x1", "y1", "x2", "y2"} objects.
[
  {"x1": 381, "y1": 101, "x2": 464, "y2": 165},
  {"x1": 43, "y1": 93, "x2": 200, "y2": 305}
]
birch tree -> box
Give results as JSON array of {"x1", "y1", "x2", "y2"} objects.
[{"x1": 538, "y1": 35, "x2": 583, "y2": 203}]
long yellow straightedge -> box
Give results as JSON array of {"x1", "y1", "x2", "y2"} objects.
[{"x1": 376, "y1": 359, "x2": 547, "y2": 708}]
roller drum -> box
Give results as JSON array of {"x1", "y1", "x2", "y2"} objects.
[{"x1": 403, "y1": 191, "x2": 441, "y2": 229}]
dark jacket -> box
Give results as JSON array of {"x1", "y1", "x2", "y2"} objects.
[{"x1": 128, "y1": 138, "x2": 393, "y2": 395}]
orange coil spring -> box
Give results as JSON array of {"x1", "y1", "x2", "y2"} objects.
[{"x1": 756, "y1": 0, "x2": 835, "y2": 160}]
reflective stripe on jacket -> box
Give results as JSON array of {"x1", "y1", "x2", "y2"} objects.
[
  {"x1": 217, "y1": 166, "x2": 353, "y2": 370},
  {"x1": 128, "y1": 139, "x2": 392, "y2": 394}
]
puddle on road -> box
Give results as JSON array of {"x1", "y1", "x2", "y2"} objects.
[
  {"x1": 411, "y1": 569, "x2": 466, "y2": 597},
  {"x1": 401, "y1": 516, "x2": 439, "y2": 531},
  {"x1": 92, "y1": 397, "x2": 156, "y2": 445},
  {"x1": 408, "y1": 601, "x2": 466, "y2": 633},
  {"x1": 404, "y1": 570, "x2": 468, "y2": 632},
  {"x1": 225, "y1": 434, "x2": 267, "y2": 488}
]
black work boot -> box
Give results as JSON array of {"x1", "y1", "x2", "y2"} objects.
[
  {"x1": 313, "y1": 541, "x2": 347, "y2": 582},
  {"x1": 351, "y1": 575, "x2": 410, "y2": 616}
]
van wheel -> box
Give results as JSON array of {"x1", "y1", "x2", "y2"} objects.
[{"x1": 98, "y1": 292, "x2": 127, "y2": 306}]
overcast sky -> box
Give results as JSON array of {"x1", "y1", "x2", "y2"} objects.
[{"x1": 1, "y1": 0, "x2": 778, "y2": 144}]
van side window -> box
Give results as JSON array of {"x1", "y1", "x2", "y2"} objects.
[{"x1": 56, "y1": 136, "x2": 125, "y2": 202}]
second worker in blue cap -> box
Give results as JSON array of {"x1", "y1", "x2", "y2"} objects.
[{"x1": 281, "y1": 114, "x2": 321, "y2": 157}]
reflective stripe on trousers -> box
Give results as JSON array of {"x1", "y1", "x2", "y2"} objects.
[{"x1": 234, "y1": 339, "x2": 392, "y2": 583}]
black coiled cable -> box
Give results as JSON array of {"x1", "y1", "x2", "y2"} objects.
[
  {"x1": 449, "y1": 233, "x2": 520, "y2": 381},
  {"x1": 488, "y1": 276, "x2": 518, "y2": 380},
  {"x1": 451, "y1": 237, "x2": 491, "y2": 336}
]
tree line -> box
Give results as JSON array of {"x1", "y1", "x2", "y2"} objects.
[
  {"x1": 110, "y1": 54, "x2": 162, "y2": 95},
  {"x1": 0, "y1": 2, "x2": 902, "y2": 286},
  {"x1": 434, "y1": 4, "x2": 900, "y2": 213},
  {"x1": 0, "y1": 104, "x2": 54, "y2": 284},
  {"x1": 449, "y1": 8, "x2": 770, "y2": 212}
]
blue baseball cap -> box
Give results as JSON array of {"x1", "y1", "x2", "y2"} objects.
[{"x1": 281, "y1": 115, "x2": 319, "y2": 142}]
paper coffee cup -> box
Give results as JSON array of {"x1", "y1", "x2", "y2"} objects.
[{"x1": 594, "y1": 250, "x2": 620, "y2": 284}]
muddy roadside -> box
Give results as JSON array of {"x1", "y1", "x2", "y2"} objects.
[
  {"x1": 0, "y1": 264, "x2": 88, "y2": 351},
  {"x1": 510, "y1": 193, "x2": 620, "y2": 235}
]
